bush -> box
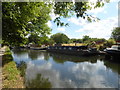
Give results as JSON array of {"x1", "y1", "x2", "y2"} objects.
[{"x1": 104, "y1": 39, "x2": 116, "y2": 47}]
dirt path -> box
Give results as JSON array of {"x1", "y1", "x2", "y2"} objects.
[
  {"x1": 0, "y1": 46, "x2": 7, "y2": 89},
  {"x1": 0, "y1": 46, "x2": 6, "y2": 89},
  {"x1": 0, "y1": 46, "x2": 7, "y2": 56}
]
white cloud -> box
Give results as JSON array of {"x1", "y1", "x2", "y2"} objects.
[
  {"x1": 110, "y1": 0, "x2": 119, "y2": 2},
  {"x1": 47, "y1": 21, "x2": 52, "y2": 27},
  {"x1": 57, "y1": 27, "x2": 65, "y2": 32},
  {"x1": 70, "y1": 61, "x2": 116, "y2": 88},
  {"x1": 49, "y1": 9, "x2": 59, "y2": 20},
  {"x1": 26, "y1": 61, "x2": 77, "y2": 88},
  {"x1": 87, "y1": 3, "x2": 107, "y2": 15},
  {"x1": 68, "y1": 17, "x2": 88, "y2": 26},
  {"x1": 75, "y1": 16, "x2": 118, "y2": 39}
]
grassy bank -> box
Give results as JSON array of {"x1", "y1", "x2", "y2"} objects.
[{"x1": 2, "y1": 46, "x2": 24, "y2": 88}]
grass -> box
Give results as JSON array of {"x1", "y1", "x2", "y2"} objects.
[{"x1": 2, "y1": 46, "x2": 24, "y2": 88}]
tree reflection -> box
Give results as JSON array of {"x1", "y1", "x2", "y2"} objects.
[
  {"x1": 26, "y1": 74, "x2": 52, "y2": 88},
  {"x1": 44, "y1": 52, "x2": 50, "y2": 61},
  {"x1": 17, "y1": 61, "x2": 52, "y2": 88},
  {"x1": 104, "y1": 60, "x2": 120, "y2": 74},
  {"x1": 28, "y1": 50, "x2": 40, "y2": 60},
  {"x1": 17, "y1": 61, "x2": 27, "y2": 77},
  {"x1": 12, "y1": 48, "x2": 28, "y2": 56},
  {"x1": 49, "y1": 52, "x2": 103, "y2": 64},
  {"x1": 28, "y1": 50, "x2": 50, "y2": 60}
]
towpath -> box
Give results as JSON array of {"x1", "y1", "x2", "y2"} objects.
[{"x1": 0, "y1": 46, "x2": 7, "y2": 89}]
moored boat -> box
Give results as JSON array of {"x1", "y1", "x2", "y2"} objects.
[
  {"x1": 47, "y1": 46, "x2": 101, "y2": 56},
  {"x1": 30, "y1": 47, "x2": 47, "y2": 50},
  {"x1": 104, "y1": 44, "x2": 120, "y2": 60}
]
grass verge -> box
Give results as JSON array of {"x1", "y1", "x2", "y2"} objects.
[{"x1": 2, "y1": 46, "x2": 24, "y2": 88}]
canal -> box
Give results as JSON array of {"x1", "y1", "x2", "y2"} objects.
[{"x1": 11, "y1": 49, "x2": 120, "y2": 88}]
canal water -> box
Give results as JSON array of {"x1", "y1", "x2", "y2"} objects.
[{"x1": 11, "y1": 49, "x2": 120, "y2": 88}]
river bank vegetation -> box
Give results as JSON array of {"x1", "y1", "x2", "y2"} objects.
[{"x1": 2, "y1": 46, "x2": 24, "y2": 88}]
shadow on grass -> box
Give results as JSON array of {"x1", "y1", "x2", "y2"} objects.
[{"x1": 2, "y1": 47, "x2": 13, "y2": 67}]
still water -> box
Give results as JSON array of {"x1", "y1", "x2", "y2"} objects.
[{"x1": 11, "y1": 49, "x2": 120, "y2": 88}]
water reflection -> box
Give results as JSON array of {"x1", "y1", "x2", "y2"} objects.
[
  {"x1": 26, "y1": 73, "x2": 52, "y2": 88},
  {"x1": 11, "y1": 49, "x2": 120, "y2": 88},
  {"x1": 49, "y1": 52, "x2": 103, "y2": 64},
  {"x1": 28, "y1": 50, "x2": 49, "y2": 60}
]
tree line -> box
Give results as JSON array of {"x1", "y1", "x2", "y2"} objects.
[{"x1": 25, "y1": 26, "x2": 119, "y2": 49}]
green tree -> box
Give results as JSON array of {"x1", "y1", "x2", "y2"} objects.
[
  {"x1": 104, "y1": 38, "x2": 116, "y2": 47},
  {"x1": 51, "y1": 33, "x2": 69, "y2": 44},
  {"x1": 2, "y1": 2, "x2": 51, "y2": 46},
  {"x1": 82, "y1": 35, "x2": 91, "y2": 43},
  {"x1": 28, "y1": 33, "x2": 41, "y2": 45},
  {"x1": 111, "y1": 27, "x2": 120, "y2": 41},
  {"x1": 53, "y1": 1, "x2": 109, "y2": 26}
]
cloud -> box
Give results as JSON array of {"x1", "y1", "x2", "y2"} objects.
[
  {"x1": 86, "y1": 3, "x2": 107, "y2": 15},
  {"x1": 75, "y1": 16, "x2": 118, "y2": 39},
  {"x1": 57, "y1": 27, "x2": 65, "y2": 32},
  {"x1": 26, "y1": 61, "x2": 77, "y2": 88},
  {"x1": 68, "y1": 17, "x2": 88, "y2": 26},
  {"x1": 47, "y1": 21, "x2": 52, "y2": 27},
  {"x1": 70, "y1": 61, "x2": 117, "y2": 88},
  {"x1": 49, "y1": 9, "x2": 59, "y2": 20},
  {"x1": 87, "y1": 7, "x2": 107, "y2": 15},
  {"x1": 110, "y1": 0, "x2": 119, "y2": 2}
]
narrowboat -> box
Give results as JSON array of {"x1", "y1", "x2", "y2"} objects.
[
  {"x1": 47, "y1": 46, "x2": 101, "y2": 56},
  {"x1": 30, "y1": 47, "x2": 47, "y2": 50}
]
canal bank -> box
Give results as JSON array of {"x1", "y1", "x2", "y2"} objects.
[{"x1": 1, "y1": 46, "x2": 24, "y2": 88}]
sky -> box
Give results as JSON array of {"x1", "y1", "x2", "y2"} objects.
[{"x1": 47, "y1": 0, "x2": 119, "y2": 40}]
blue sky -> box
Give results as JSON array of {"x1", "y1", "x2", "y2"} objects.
[{"x1": 47, "y1": 0, "x2": 119, "y2": 39}]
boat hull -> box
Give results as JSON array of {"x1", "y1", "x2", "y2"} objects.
[
  {"x1": 105, "y1": 50, "x2": 120, "y2": 61},
  {"x1": 30, "y1": 47, "x2": 47, "y2": 50},
  {"x1": 47, "y1": 46, "x2": 100, "y2": 56}
]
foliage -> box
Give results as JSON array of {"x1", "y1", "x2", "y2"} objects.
[
  {"x1": 0, "y1": 40, "x2": 2, "y2": 44},
  {"x1": 28, "y1": 33, "x2": 40, "y2": 45},
  {"x1": 51, "y1": 33, "x2": 69, "y2": 44},
  {"x1": 70, "y1": 38, "x2": 83, "y2": 43},
  {"x1": 111, "y1": 27, "x2": 120, "y2": 41},
  {"x1": 2, "y1": 2, "x2": 51, "y2": 46},
  {"x1": 82, "y1": 35, "x2": 91, "y2": 42},
  {"x1": 104, "y1": 38, "x2": 116, "y2": 47},
  {"x1": 53, "y1": 1, "x2": 109, "y2": 26}
]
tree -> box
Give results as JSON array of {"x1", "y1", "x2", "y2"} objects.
[
  {"x1": 2, "y1": 2, "x2": 51, "y2": 46},
  {"x1": 53, "y1": 1, "x2": 109, "y2": 26},
  {"x1": 28, "y1": 33, "x2": 41, "y2": 45},
  {"x1": 111, "y1": 27, "x2": 120, "y2": 41},
  {"x1": 104, "y1": 38, "x2": 116, "y2": 47},
  {"x1": 50, "y1": 33, "x2": 69, "y2": 44},
  {"x1": 82, "y1": 35, "x2": 91, "y2": 42}
]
